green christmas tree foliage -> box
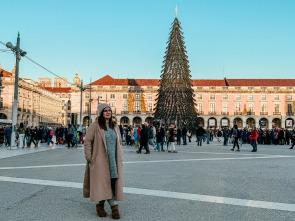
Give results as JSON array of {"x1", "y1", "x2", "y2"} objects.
[{"x1": 154, "y1": 17, "x2": 197, "y2": 127}]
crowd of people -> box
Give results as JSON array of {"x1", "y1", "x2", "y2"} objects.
[
  {"x1": 119, "y1": 123, "x2": 295, "y2": 153},
  {"x1": 0, "y1": 123, "x2": 86, "y2": 148}
]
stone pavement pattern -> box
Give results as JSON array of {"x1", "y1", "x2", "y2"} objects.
[{"x1": 0, "y1": 140, "x2": 295, "y2": 221}]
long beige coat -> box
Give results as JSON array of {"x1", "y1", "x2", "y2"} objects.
[{"x1": 83, "y1": 121, "x2": 123, "y2": 202}]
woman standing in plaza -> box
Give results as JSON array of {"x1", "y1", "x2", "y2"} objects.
[
  {"x1": 83, "y1": 103, "x2": 123, "y2": 219},
  {"x1": 17, "y1": 123, "x2": 25, "y2": 148}
]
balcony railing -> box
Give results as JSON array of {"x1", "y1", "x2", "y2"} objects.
[
  {"x1": 208, "y1": 111, "x2": 216, "y2": 115},
  {"x1": 197, "y1": 111, "x2": 204, "y2": 115},
  {"x1": 121, "y1": 111, "x2": 129, "y2": 114},
  {"x1": 221, "y1": 112, "x2": 229, "y2": 115},
  {"x1": 134, "y1": 110, "x2": 141, "y2": 114},
  {"x1": 234, "y1": 112, "x2": 242, "y2": 115},
  {"x1": 247, "y1": 112, "x2": 255, "y2": 115},
  {"x1": 273, "y1": 112, "x2": 281, "y2": 115},
  {"x1": 146, "y1": 111, "x2": 154, "y2": 114},
  {"x1": 260, "y1": 112, "x2": 268, "y2": 115},
  {"x1": 18, "y1": 107, "x2": 21, "y2": 111},
  {"x1": 286, "y1": 112, "x2": 294, "y2": 116}
]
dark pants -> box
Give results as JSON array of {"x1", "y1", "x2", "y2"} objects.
[
  {"x1": 251, "y1": 140, "x2": 257, "y2": 150},
  {"x1": 224, "y1": 137, "x2": 228, "y2": 146},
  {"x1": 6, "y1": 136, "x2": 11, "y2": 146},
  {"x1": 138, "y1": 142, "x2": 150, "y2": 153},
  {"x1": 67, "y1": 134, "x2": 74, "y2": 147},
  {"x1": 233, "y1": 137, "x2": 239, "y2": 149},
  {"x1": 182, "y1": 135, "x2": 187, "y2": 145}
]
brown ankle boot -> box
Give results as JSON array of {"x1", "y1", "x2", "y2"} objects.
[
  {"x1": 111, "y1": 204, "x2": 120, "y2": 219},
  {"x1": 96, "y1": 204, "x2": 107, "y2": 217}
]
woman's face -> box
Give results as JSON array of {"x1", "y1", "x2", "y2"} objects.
[{"x1": 102, "y1": 107, "x2": 112, "y2": 121}]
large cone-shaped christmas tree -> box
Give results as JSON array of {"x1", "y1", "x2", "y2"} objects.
[{"x1": 154, "y1": 14, "x2": 197, "y2": 127}]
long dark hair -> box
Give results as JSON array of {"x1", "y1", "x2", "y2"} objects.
[{"x1": 98, "y1": 108, "x2": 116, "y2": 130}]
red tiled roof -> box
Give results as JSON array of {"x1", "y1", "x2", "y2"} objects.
[
  {"x1": 227, "y1": 79, "x2": 295, "y2": 86},
  {"x1": 0, "y1": 69, "x2": 12, "y2": 77},
  {"x1": 43, "y1": 87, "x2": 71, "y2": 93},
  {"x1": 91, "y1": 75, "x2": 226, "y2": 86},
  {"x1": 192, "y1": 79, "x2": 226, "y2": 86},
  {"x1": 91, "y1": 75, "x2": 159, "y2": 86}
]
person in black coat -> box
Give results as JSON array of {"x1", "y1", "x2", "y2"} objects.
[
  {"x1": 159, "y1": 126, "x2": 165, "y2": 151},
  {"x1": 182, "y1": 126, "x2": 188, "y2": 145},
  {"x1": 196, "y1": 126, "x2": 205, "y2": 146},
  {"x1": 137, "y1": 124, "x2": 150, "y2": 154}
]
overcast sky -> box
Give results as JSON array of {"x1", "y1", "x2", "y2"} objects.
[{"x1": 1, "y1": 0, "x2": 295, "y2": 84}]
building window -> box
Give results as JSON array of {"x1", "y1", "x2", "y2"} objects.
[
  {"x1": 274, "y1": 87, "x2": 280, "y2": 90},
  {"x1": 261, "y1": 103, "x2": 267, "y2": 112},
  {"x1": 210, "y1": 95, "x2": 215, "y2": 100},
  {"x1": 222, "y1": 103, "x2": 228, "y2": 113},
  {"x1": 197, "y1": 94, "x2": 203, "y2": 100},
  {"x1": 134, "y1": 102, "x2": 140, "y2": 111},
  {"x1": 261, "y1": 95, "x2": 267, "y2": 100},
  {"x1": 210, "y1": 87, "x2": 216, "y2": 90},
  {"x1": 123, "y1": 94, "x2": 128, "y2": 99},
  {"x1": 236, "y1": 95, "x2": 241, "y2": 100},
  {"x1": 274, "y1": 95, "x2": 279, "y2": 100},
  {"x1": 209, "y1": 103, "x2": 215, "y2": 112},
  {"x1": 122, "y1": 102, "x2": 128, "y2": 111},
  {"x1": 248, "y1": 95, "x2": 254, "y2": 100},
  {"x1": 135, "y1": 94, "x2": 140, "y2": 100},
  {"x1": 287, "y1": 104, "x2": 293, "y2": 113},
  {"x1": 235, "y1": 103, "x2": 241, "y2": 112},
  {"x1": 274, "y1": 104, "x2": 280, "y2": 112},
  {"x1": 287, "y1": 95, "x2": 292, "y2": 100},
  {"x1": 147, "y1": 103, "x2": 153, "y2": 111},
  {"x1": 110, "y1": 94, "x2": 115, "y2": 99},
  {"x1": 147, "y1": 94, "x2": 152, "y2": 100},
  {"x1": 248, "y1": 103, "x2": 254, "y2": 112},
  {"x1": 248, "y1": 87, "x2": 254, "y2": 90},
  {"x1": 196, "y1": 103, "x2": 203, "y2": 112},
  {"x1": 222, "y1": 95, "x2": 228, "y2": 100},
  {"x1": 197, "y1": 87, "x2": 203, "y2": 90}
]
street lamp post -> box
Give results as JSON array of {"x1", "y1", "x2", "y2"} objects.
[{"x1": 6, "y1": 33, "x2": 27, "y2": 149}]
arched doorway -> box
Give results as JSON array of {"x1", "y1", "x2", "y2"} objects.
[
  {"x1": 233, "y1": 118, "x2": 243, "y2": 129},
  {"x1": 246, "y1": 118, "x2": 255, "y2": 128},
  {"x1": 145, "y1": 117, "x2": 153, "y2": 125},
  {"x1": 0, "y1": 113, "x2": 7, "y2": 119},
  {"x1": 272, "y1": 118, "x2": 281, "y2": 128},
  {"x1": 133, "y1": 117, "x2": 142, "y2": 126},
  {"x1": 285, "y1": 118, "x2": 294, "y2": 128},
  {"x1": 120, "y1": 116, "x2": 129, "y2": 125},
  {"x1": 208, "y1": 117, "x2": 217, "y2": 129},
  {"x1": 220, "y1": 117, "x2": 230, "y2": 128},
  {"x1": 197, "y1": 117, "x2": 204, "y2": 127},
  {"x1": 83, "y1": 116, "x2": 90, "y2": 126},
  {"x1": 259, "y1": 118, "x2": 268, "y2": 129}
]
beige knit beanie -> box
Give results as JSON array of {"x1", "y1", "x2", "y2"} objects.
[{"x1": 97, "y1": 103, "x2": 111, "y2": 116}]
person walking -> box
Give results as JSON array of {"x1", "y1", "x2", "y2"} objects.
[
  {"x1": 17, "y1": 123, "x2": 25, "y2": 148},
  {"x1": 217, "y1": 129, "x2": 222, "y2": 142},
  {"x1": 30, "y1": 126, "x2": 38, "y2": 147},
  {"x1": 289, "y1": 127, "x2": 295, "y2": 149},
  {"x1": 136, "y1": 124, "x2": 150, "y2": 154},
  {"x1": 168, "y1": 124, "x2": 177, "y2": 153},
  {"x1": 182, "y1": 126, "x2": 187, "y2": 145},
  {"x1": 231, "y1": 125, "x2": 240, "y2": 151},
  {"x1": 196, "y1": 126, "x2": 205, "y2": 146},
  {"x1": 249, "y1": 126, "x2": 258, "y2": 152},
  {"x1": 222, "y1": 127, "x2": 229, "y2": 146},
  {"x1": 67, "y1": 124, "x2": 75, "y2": 148},
  {"x1": 83, "y1": 103, "x2": 123, "y2": 219}
]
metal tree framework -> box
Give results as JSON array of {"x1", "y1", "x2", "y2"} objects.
[{"x1": 154, "y1": 16, "x2": 197, "y2": 127}]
